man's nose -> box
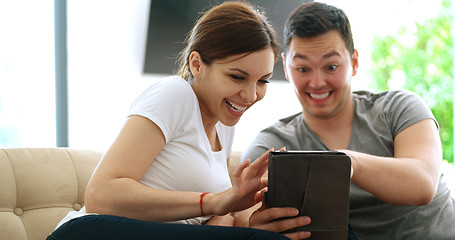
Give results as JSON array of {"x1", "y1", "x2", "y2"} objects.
[{"x1": 308, "y1": 70, "x2": 325, "y2": 89}]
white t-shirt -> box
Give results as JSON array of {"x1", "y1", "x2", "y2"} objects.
[
  {"x1": 56, "y1": 76, "x2": 235, "y2": 228},
  {"x1": 131, "y1": 76, "x2": 234, "y2": 194}
]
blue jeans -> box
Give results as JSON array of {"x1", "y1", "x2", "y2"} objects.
[{"x1": 46, "y1": 215, "x2": 290, "y2": 240}]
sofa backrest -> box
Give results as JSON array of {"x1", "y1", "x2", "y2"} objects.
[
  {"x1": 0, "y1": 148, "x2": 102, "y2": 240},
  {"x1": 0, "y1": 148, "x2": 242, "y2": 240}
]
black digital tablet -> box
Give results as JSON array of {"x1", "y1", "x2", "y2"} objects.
[{"x1": 265, "y1": 151, "x2": 351, "y2": 240}]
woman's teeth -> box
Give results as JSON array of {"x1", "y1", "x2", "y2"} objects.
[
  {"x1": 225, "y1": 100, "x2": 246, "y2": 112},
  {"x1": 309, "y1": 92, "x2": 330, "y2": 100}
]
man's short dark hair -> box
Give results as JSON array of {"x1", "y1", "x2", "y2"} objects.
[{"x1": 283, "y1": 2, "x2": 354, "y2": 55}]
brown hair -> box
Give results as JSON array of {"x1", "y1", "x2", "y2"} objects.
[
  {"x1": 283, "y1": 2, "x2": 354, "y2": 55},
  {"x1": 177, "y1": 1, "x2": 279, "y2": 80}
]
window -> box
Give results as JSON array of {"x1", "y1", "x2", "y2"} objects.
[
  {"x1": 2, "y1": 0, "x2": 453, "y2": 165},
  {"x1": 0, "y1": 1, "x2": 56, "y2": 147}
]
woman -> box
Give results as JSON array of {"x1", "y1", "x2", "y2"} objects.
[{"x1": 47, "y1": 1, "x2": 300, "y2": 239}]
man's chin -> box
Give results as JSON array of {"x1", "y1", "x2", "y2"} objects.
[{"x1": 304, "y1": 108, "x2": 335, "y2": 120}]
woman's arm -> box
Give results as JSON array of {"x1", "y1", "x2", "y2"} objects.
[
  {"x1": 84, "y1": 115, "x2": 202, "y2": 221},
  {"x1": 84, "y1": 115, "x2": 270, "y2": 221}
]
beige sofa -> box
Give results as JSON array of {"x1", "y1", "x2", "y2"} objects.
[{"x1": 0, "y1": 148, "x2": 242, "y2": 240}]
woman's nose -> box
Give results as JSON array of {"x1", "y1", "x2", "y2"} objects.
[{"x1": 239, "y1": 83, "x2": 257, "y2": 103}]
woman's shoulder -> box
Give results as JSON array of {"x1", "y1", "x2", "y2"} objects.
[
  {"x1": 133, "y1": 76, "x2": 193, "y2": 104},
  {"x1": 150, "y1": 76, "x2": 192, "y2": 93},
  {"x1": 130, "y1": 76, "x2": 197, "y2": 118}
]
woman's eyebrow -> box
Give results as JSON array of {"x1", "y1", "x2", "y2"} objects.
[
  {"x1": 230, "y1": 68, "x2": 249, "y2": 76},
  {"x1": 230, "y1": 68, "x2": 273, "y2": 79},
  {"x1": 262, "y1": 72, "x2": 273, "y2": 79}
]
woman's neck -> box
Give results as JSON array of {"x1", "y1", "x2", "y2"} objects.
[{"x1": 200, "y1": 107, "x2": 221, "y2": 152}]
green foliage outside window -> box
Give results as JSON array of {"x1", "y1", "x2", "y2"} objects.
[{"x1": 369, "y1": 0, "x2": 453, "y2": 163}]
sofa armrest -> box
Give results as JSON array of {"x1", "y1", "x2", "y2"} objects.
[{"x1": 0, "y1": 148, "x2": 102, "y2": 240}]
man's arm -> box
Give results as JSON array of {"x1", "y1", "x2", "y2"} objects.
[{"x1": 345, "y1": 119, "x2": 441, "y2": 205}]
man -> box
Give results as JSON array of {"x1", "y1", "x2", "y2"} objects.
[{"x1": 242, "y1": 2, "x2": 455, "y2": 239}]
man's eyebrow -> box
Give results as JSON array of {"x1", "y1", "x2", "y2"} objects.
[
  {"x1": 323, "y1": 50, "x2": 341, "y2": 59},
  {"x1": 230, "y1": 68, "x2": 273, "y2": 79},
  {"x1": 292, "y1": 50, "x2": 341, "y2": 60},
  {"x1": 292, "y1": 53, "x2": 308, "y2": 60}
]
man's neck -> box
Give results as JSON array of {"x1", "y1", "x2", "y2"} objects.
[{"x1": 303, "y1": 98, "x2": 354, "y2": 150}]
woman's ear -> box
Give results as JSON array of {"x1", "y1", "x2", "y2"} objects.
[{"x1": 189, "y1": 51, "x2": 203, "y2": 79}]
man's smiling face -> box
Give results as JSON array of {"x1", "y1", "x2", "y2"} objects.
[{"x1": 282, "y1": 30, "x2": 358, "y2": 119}]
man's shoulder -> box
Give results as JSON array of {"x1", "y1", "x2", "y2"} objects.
[
  {"x1": 255, "y1": 112, "x2": 305, "y2": 145},
  {"x1": 241, "y1": 112, "x2": 304, "y2": 162},
  {"x1": 353, "y1": 89, "x2": 416, "y2": 101},
  {"x1": 352, "y1": 89, "x2": 419, "y2": 109},
  {"x1": 267, "y1": 112, "x2": 303, "y2": 131}
]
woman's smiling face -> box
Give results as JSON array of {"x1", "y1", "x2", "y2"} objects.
[{"x1": 190, "y1": 47, "x2": 275, "y2": 126}]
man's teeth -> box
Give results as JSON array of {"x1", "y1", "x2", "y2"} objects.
[
  {"x1": 309, "y1": 92, "x2": 330, "y2": 100},
  {"x1": 226, "y1": 100, "x2": 246, "y2": 112}
]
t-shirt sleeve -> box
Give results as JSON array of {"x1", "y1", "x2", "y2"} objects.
[
  {"x1": 241, "y1": 131, "x2": 271, "y2": 163},
  {"x1": 129, "y1": 77, "x2": 196, "y2": 143},
  {"x1": 241, "y1": 124, "x2": 288, "y2": 163},
  {"x1": 383, "y1": 90, "x2": 437, "y2": 137}
]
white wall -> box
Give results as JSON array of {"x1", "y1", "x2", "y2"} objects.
[
  {"x1": 0, "y1": 1, "x2": 56, "y2": 147},
  {"x1": 66, "y1": 0, "x2": 302, "y2": 152},
  {"x1": 68, "y1": 0, "x2": 156, "y2": 151},
  {"x1": 66, "y1": 0, "x2": 444, "y2": 153}
]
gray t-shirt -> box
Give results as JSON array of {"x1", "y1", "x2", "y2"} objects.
[{"x1": 242, "y1": 90, "x2": 455, "y2": 240}]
